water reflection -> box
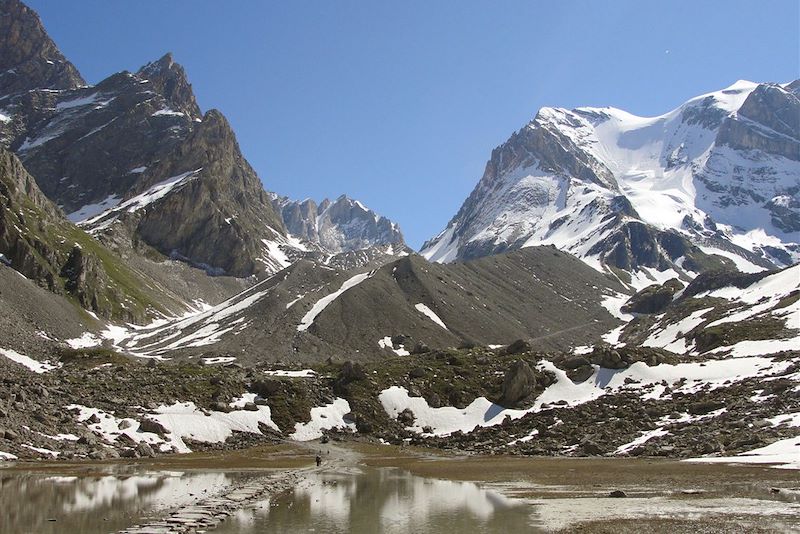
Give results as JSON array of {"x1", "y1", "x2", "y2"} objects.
[
  {"x1": 0, "y1": 470, "x2": 232, "y2": 534},
  {"x1": 216, "y1": 468, "x2": 537, "y2": 533}
]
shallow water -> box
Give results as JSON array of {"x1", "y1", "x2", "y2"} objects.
[
  {"x1": 2, "y1": 452, "x2": 799, "y2": 533},
  {"x1": 0, "y1": 468, "x2": 246, "y2": 534},
  {"x1": 214, "y1": 467, "x2": 540, "y2": 534}
]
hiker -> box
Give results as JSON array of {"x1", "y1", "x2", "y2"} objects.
[{"x1": 315, "y1": 455, "x2": 322, "y2": 467}]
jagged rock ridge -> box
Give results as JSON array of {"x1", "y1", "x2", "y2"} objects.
[{"x1": 273, "y1": 194, "x2": 407, "y2": 254}]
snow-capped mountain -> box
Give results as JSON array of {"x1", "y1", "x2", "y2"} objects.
[
  {"x1": 272, "y1": 194, "x2": 407, "y2": 254},
  {"x1": 422, "y1": 80, "x2": 800, "y2": 281}
]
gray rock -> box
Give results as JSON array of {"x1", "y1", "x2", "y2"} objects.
[
  {"x1": 120, "y1": 448, "x2": 138, "y2": 458},
  {"x1": 499, "y1": 360, "x2": 536, "y2": 407},
  {"x1": 397, "y1": 408, "x2": 415, "y2": 426},
  {"x1": 139, "y1": 418, "x2": 169, "y2": 435},
  {"x1": 135, "y1": 441, "x2": 156, "y2": 458},
  {"x1": 118, "y1": 419, "x2": 133, "y2": 430},
  {"x1": 567, "y1": 364, "x2": 594, "y2": 383}
]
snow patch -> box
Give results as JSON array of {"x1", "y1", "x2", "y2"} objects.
[
  {"x1": 0, "y1": 348, "x2": 60, "y2": 373},
  {"x1": 290, "y1": 398, "x2": 356, "y2": 441},
  {"x1": 414, "y1": 303, "x2": 449, "y2": 330},
  {"x1": 297, "y1": 272, "x2": 372, "y2": 331}
]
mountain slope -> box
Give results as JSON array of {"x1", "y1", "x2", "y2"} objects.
[
  {"x1": 422, "y1": 81, "x2": 799, "y2": 281},
  {"x1": 75, "y1": 247, "x2": 628, "y2": 363}
]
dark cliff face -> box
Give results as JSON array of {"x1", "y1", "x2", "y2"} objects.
[
  {"x1": 5, "y1": 71, "x2": 195, "y2": 212},
  {"x1": 0, "y1": 0, "x2": 85, "y2": 94}
]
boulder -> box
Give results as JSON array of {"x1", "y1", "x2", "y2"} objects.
[
  {"x1": 397, "y1": 408, "x2": 415, "y2": 426},
  {"x1": 340, "y1": 361, "x2": 366, "y2": 382},
  {"x1": 210, "y1": 401, "x2": 232, "y2": 413},
  {"x1": 138, "y1": 418, "x2": 169, "y2": 435},
  {"x1": 118, "y1": 419, "x2": 133, "y2": 430},
  {"x1": 499, "y1": 360, "x2": 537, "y2": 407},
  {"x1": 562, "y1": 356, "x2": 591, "y2": 370},
  {"x1": 120, "y1": 448, "x2": 138, "y2": 458},
  {"x1": 135, "y1": 441, "x2": 156, "y2": 458},
  {"x1": 408, "y1": 367, "x2": 426, "y2": 379},
  {"x1": 567, "y1": 365, "x2": 594, "y2": 383},
  {"x1": 502, "y1": 339, "x2": 532, "y2": 355},
  {"x1": 251, "y1": 379, "x2": 281, "y2": 397}
]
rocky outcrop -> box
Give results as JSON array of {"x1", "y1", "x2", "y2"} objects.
[
  {"x1": 622, "y1": 279, "x2": 683, "y2": 315},
  {"x1": 60, "y1": 244, "x2": 112, "y2": 315},
  {"x1": 0, "y1": 0, "x2": 84, "y2": 94},
  {"x1": 717, "y1": 83, "x2": 800, "y2": 161},
  {"x1": 137, "y1": 53, "x2": 201, "y2": 119}
]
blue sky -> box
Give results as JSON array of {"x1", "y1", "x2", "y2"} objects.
[{"x1": 27, "y1": 0, "x2": 799, "y2": 249}]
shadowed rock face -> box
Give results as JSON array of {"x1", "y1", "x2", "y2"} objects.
[
  {"x1": 499, "y1": 360, "x2": 537, "y2": 408},
  {"x1": 6, "y1": 71, "x2": 196, "y2": 211},
  {"x1": 717, "y1": 83, "x2": 800, "y2": 161},
  {"x1": 0, "y1": 147, "x2": 142, "y2": 320},
  {"x1": 0, "y1": 0, "x2": 84, "y2": 94},
  {"x1": 134, "y1": 110, "x2": 286, "y2": 277}
]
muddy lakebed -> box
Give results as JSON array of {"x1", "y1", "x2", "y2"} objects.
[{"x1": 1, "y1": 441, "x2": 799, "y2": 534}]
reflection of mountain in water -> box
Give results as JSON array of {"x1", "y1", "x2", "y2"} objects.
[
  {"x1": 0, "y1": 471, "x2": 232, "y2": 534},
  {"x1": 217, "y1": 468, "x2": 537, "y2": 533}
]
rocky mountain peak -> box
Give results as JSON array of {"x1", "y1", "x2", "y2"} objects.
[
  {"x1": 0, "y1": 0, "x2": 85, "y2": 94},
  {"x1": 273, "y1": 193, "x2": 406, "y2": 254},
  {"x1": 136, "y1": 53, "x2": 201, "y2": 119}
]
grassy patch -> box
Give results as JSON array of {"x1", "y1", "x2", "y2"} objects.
[{"x1": 691, "y1": 317, "x2": 791, "y2": 353}]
